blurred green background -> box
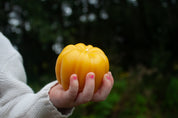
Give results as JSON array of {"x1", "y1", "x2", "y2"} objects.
[{"x1": 0, "y1": 0, "x2": 178, "y2": 118}]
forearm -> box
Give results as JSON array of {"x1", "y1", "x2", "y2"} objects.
[{"x1": 0, "y1": 76, "x2": 74, "y2": 118}]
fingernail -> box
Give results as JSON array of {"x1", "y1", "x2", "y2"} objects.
[
  {"x1": 73, "y1": 75, "x2": 77, "y2": 80},
  {"x1": 89, "y1": 74, "x2": 94, "y2": 79},
  {"x1": 106, "y1": 75, "x2": 110, "y2": 80}
]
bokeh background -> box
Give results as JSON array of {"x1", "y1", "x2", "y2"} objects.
[{"x1": 0, "y1": 0, "x2": 178, "y2": 118}]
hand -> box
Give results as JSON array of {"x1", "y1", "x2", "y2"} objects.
[{"x1": 49, "y1": 72, "x2": 114, "y2": 108}]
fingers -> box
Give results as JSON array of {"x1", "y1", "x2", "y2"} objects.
[
  {"x1": 66, "y1": 74, "x2": 79, "y2": 101},
  {"x1": 92, "y1": 72, "x2": 114, "y2": 102},
  {"x1": 49, "y1": 72, "x2": 114, "y2": 108},
  {"x1": 49, "y1": 74, "x2": 79, "y2": 108},
  {"x1": 108, "y1": 71, "x2": 114, "y2": 85},
  {"x1": 75, "y1": 72, "x2": 95, "y2": 105}
]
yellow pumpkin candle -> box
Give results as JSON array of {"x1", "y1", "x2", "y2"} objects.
[{"x1": 55, "y1": 43, "x2": 109, "y2": 92}]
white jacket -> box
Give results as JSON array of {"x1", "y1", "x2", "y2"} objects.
[{"x1": 0, "y1": 32, "x2": 73, "y2": 118}]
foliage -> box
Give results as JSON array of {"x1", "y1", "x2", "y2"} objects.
[{"x1": 0, "y1": 0, "x2": 178, "y2": 118}]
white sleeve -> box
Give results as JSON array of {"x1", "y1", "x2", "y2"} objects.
[{"x1": 0, "y1": 32, "x2": 74, "y2": 118}]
